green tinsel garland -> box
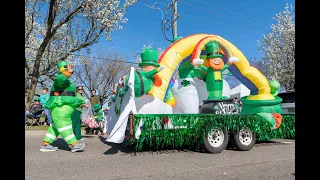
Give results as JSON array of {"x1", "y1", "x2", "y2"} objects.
[{"x1": 127, "y1": 114, "x2": 295, "y2": 151}]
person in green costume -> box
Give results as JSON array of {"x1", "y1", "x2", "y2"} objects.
[
  {"x1": 40, "y1": 61, "x2": 86, "y2": 152},
  {"x1": 71, "y1": 86, "x2": 88, "y2": 140},
  {"x1": 92, "y1": 104, "x2": 105, "y2": 135},
  {"x1": 193, "y1": 41, "x2": 239, "y2": 100}
]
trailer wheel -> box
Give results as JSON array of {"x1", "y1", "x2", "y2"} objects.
[
  {"x1": 231, "y1": 128, "x2": 256, "y2": 151},
  {"x1": 203, "y1": 127, "x2": 229, "y2": 154}
]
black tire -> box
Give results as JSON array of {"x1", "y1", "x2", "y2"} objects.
[
  {"x1": 231, "y1": 128, "x2": 256, "y2": 151},
  {"x1": 202, "y1": 127, "x2": 229, "y2": 154}
]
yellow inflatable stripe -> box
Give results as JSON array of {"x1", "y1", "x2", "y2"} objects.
[
  {"x1": 150, "y1": 34, "x2": 214, "y2": 101},
  {"x1": 230, "y1": 45, "x2": 271, "y2": 96},
  {"x1": 212, "y1": 36, "x2": 273, "y2": 99}
]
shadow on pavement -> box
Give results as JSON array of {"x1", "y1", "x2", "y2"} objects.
[
  {"x1": 52, "y1": 138, "x2": 70, "y2": 151},
  {"x1": 81, "y1": 135, "x2": 95, "y2": 138},
  {"x1": 99, "y1": 136, "x2": 194, "y2": 156}
]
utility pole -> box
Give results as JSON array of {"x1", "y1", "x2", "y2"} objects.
[{"x1": 173, "y1": 0, "x2": 178, "y2": 39}]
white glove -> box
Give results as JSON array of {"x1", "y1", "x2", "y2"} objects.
[
  {"x1": 158, "y1": 66, "x2": 165, "y2": 71},
  {"x1": 229, "y1": 57, "x2": 239, "y2": 63},
  {"x1": 192, "y1": 58, "x2": 204, "y2": 66}
]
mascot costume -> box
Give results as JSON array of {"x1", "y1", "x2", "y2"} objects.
[{"x1": 40, "y1": 61, "x2": 86, "y2": 152}]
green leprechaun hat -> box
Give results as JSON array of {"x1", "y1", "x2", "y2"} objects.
[
  {"x1": 58, "y1": 61, "x2": 68, "y2": 72},
  {"x1": 139, "y1": 48, "x2": 160, "y2": 68},
  {"x1": 206, "y1": 41, "x2": 222, "y2": 59}
]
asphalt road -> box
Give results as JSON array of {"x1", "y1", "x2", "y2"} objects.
[{"x1": 25, "y1": 131, "x2": 295, "y2": 180}]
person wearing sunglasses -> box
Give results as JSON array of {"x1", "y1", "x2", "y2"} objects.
[{"x1": 71, "y1": 86, "x2": 88, "y2": 140}]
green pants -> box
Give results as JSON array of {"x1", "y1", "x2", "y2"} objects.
[
  {"x1": 206, "y1": 80, "x2": 223, "y2": 100},
  {"x1": 43, "y1": 105, "x2": 78, "y2": 145},
  {"x1": 71, "y1": 109, "x2": 82, "y2": 140},
  {"x1": 206, "y1": 69, "x2": 224, "y2": 100}
]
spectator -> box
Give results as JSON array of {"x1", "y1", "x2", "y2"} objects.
[
  {"x1": 39, "y1": 87, "x2": 52, "y2": 125},
  {"x1": 233, "y1": 97, "x2": 240, "y2": 113},
  {"x1": 25, "y1": 98, "x2": 43, "y2": 124},
  {"x1": 71, "y1": 86, "x2": 88, "y2": 140},
  {"x1": 90, "y1": 89, "x2": 101, "y2": 106}
]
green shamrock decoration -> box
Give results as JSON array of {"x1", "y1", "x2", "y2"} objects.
[{"x1": 181, "y1": 80, "x2": 190, "y2": 87}]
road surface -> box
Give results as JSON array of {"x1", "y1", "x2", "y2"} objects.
[{"x1": 25, "y1": 131, "x2": 295, "y2": 180}]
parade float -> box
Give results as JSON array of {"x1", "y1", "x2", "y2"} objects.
[{"x1": 104, "y1": 34, "x2": 295, "y2": 154}]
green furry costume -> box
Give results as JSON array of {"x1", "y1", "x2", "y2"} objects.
[{"x1": 43, "y1": 61, "x2": 85, "y2": 145}]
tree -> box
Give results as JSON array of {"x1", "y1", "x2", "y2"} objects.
[
  {"x1": 257, "y1": 3, "x2": 295, "y2": 90},
  {"x1": 25, "y1": 0, "x2": 137, "y2": 107},
  {"x1": 73, "y1": 51, "x2": 131, "y2": 105}
]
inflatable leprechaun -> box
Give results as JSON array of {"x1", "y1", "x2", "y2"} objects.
[
  {"x1": 193, "y1": 41, "x2": 239, "y2": 100},
  {"x1": 117, "y1": 48, "x2": 165, "y2": 98},
  {"x1": 40, "y1": 61, "x2": 86, "y2": 152},
  {"x1": 132, "y1": 48, "x2": 165, "y2": 97}
]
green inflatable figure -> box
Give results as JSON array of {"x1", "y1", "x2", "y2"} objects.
[
  {"x1": 269, "y1": 79, "x2": 280, "y2": 96},
  {"x1": 172, "y1": 36, "x2": 207, "y2": 81},
  {"x1": 193, "y1": 41, "x2": 239, "y2": 100},
  {"x1": 40, "y1": 61, "x2": 86, "y2": 152},
  {"x1": 124, "y1": 48, "x2": 165, "y2": 97}
]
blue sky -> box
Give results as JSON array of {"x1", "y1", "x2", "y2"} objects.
[{"x1": 90, "y1": 0, "x2": 295, "y2": 63}]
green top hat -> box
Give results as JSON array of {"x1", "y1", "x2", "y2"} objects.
[
  {"x1": 172, "y1": 36, "x2": 183, "y2": 43},
  {"x1": 138, "y1": 48, "x2": 160, "y2": 68},
  {"x1": 34, "y1": 97, "x2": 40, "y2": 101},
  {"x1": 93, "y1": 104, "x2": 102, "y2": 111},
  {"x1": 206, "y1": 42, "x2": 222, "y2": 59},
  {"x1": 58, "y1": 61, "x2": 68, "y2": 72}
]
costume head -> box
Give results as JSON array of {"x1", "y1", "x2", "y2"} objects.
[
  {"x1": 57, "y1": 60, "x2": 73, "y2": 77},
  {"x1": 139, "y1": 48, "x2": 160, "y2": 68},
  {"x1": 58, "y1": 61, "x2": 68, "y2": 72},
  {"x1": 206, "y1": 42, "x2": 224, "y2": 70}
]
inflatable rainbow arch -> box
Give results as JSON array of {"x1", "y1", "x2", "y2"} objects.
[{"x1": 147, "y1": 34, "x2": 275, "y2": 103}]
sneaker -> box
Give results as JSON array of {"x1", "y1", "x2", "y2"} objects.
[
  {"x1": 40, "y1": 144, "x2": 58, "y2": 152},
  {"x1": 70, "y1": 142, "x2": 86, "y2": 152}
]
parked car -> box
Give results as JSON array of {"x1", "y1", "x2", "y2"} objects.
[{"x1": 278, "y1": 90, "x2": 295, "y2": 114}]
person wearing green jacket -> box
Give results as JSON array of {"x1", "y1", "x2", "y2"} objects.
[
  {"x1": 40, "y1": 61, "x2": 86, "y2": 152},
  {"x1": 71, "y1": 86, "x2": 88, "y2": 140},
  {"x1": 39, "y1": 87, "x2": 52, "y2": 125}
]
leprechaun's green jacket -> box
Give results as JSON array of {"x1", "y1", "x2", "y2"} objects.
[
  {"x1": 122, "y1": 69, "x2": 159, "y2": 98},
  {"x1": 45, "y1": 73, "x2": 85, "y2": 110},
  {"x1": 133, "y1": 69, "x2": 159, "y2": 97}
]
